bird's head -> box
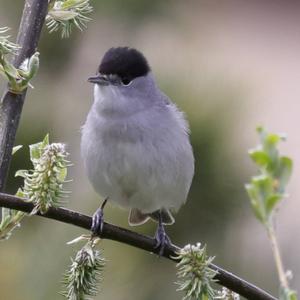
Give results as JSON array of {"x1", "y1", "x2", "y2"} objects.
[{"x1": 88, "y1": 47, "x2": 161, "y2": 116}]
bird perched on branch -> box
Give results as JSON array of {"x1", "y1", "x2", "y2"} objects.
[{"x1": 81, "y1": 47, "x2": 194, "y2": 254}]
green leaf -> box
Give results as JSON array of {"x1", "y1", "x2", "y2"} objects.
[
  {"x1": 3, "y1": 60, "x2": 19, "y2": 78},
  {"x1": 29, "y1": 142, "x2": 42, "y2": 161},
  {"x1": 62, "y1": 0, "x2": 89, "y2": 10},
  {"x1": 289, "y1": 293, "x2": 298, "y2": 300},
  {"x1": 252, "y1": 175, "x2": 273, "y2": 200},
  {"x1": 0, "y1": 206, "x2": 25, "y2": 241},
  {"x1": 29, "y1": 134, "x2": 49, "y2": 162},
  {"x1": 277, "y1": 156, "x2": 293, "y2": 191},
  {"x1": 265, "y1": 133, "x2": 281, "y2": 146},
  {"x1": 250, "y1": 198, "x2": 266, "y2": 223},
  {"x1": 249, "y1": 148, "x2": 271, "y2": 166},
  {"x1": 41, "y1": 134, "x2": 49, "y2": 148},
  {"x1": 245, "y1": 175, "x2": 275, "y2": 223},
  {"x1": 265, "y1": 194, "x2": 282, "y2": 216},
  {"x1": 257, "y1": 128, "x2": 280, "y2": 162},
  {"x1": 26, "y1": 52, "x2": 39, "y2": 80},
  {"x1": 245, "y1": 183, "x2": 266, "y2": 223},
  {"x1": 18, "y1": 52, "x2": 39, "y2": 80},
  {"x1": 12, "y1": 145, "x2": 22, "y2": 155}
]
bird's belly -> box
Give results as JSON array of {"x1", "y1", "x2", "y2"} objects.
[
  {"x1": 84, "y1": 138, "x2": 152, "y2": 210},
  {"x1": 83, "y1": 137, "x2": 186, "y2": 213},
  {"x1": 81, "y1": 113, "x2": 193, "y2": 214}
]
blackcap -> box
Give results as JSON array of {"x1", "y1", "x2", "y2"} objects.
[{"x1": 81, "y1": 47, "x2": 194, "y2": 254}]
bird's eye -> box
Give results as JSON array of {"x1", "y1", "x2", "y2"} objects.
[{"x1": 121, "y1": 78, "x2": 132, "y2": 86}]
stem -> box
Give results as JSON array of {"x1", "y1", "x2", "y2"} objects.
[
  {"x1": 0, "y1": 192, "x2": 277, "y2": 300},
  {"x1": 266, "y1": 222, "x2": 289, "y2": 289},
  {"x1": 0, "y1": 0, "x2": 48, "y2": 191},
  {"x1": 0, "y1": 211, "x2": 26, "y2": 240}
]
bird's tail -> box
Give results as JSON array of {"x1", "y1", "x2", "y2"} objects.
[{"x1": 128, "y1": 208, "x2": 175, "y2": 226}]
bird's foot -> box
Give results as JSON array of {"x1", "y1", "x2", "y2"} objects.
[
  {"x1": 91, "y1": 207, "x2": 104, "y2": 236},
  {"x1": 154, "y1": 222, "x2": 172, "y2": 256},
  {"x1": 91, "y1": 198, "x2": 108, "y2": 237}
]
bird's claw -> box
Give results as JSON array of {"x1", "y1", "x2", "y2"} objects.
[
  {"x1": 154, "y1": 223, "x2": 171, "y2": 256},
  {"x1": 91, "y1": 207, "x2": 104, "y2": 236}
]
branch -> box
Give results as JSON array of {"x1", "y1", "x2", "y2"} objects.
[
  {"x1": 0, "y1": 0, "x2": 48, "y2": 190},
  {"x1": 0, "y1": 192, "x2": 277, "y2": 300}
]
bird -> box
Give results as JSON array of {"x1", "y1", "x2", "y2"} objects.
[{"x1": 81, "y1": 47, "x2": 194, "y2": 255}]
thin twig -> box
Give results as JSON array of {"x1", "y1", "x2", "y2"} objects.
[
  {"x1": 0, "y1": 0, "x2": 48, "y2": 191},
  {"x1": 0, "y1": 192, "x2": 277, "y2": 300},
  {"x1": 266, "y1": 223, "x2": 289, "y2": 289}
]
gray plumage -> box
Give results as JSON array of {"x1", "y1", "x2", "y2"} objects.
[{"x1": 81, "y1": 49, "x2": 194, "y2": 226}]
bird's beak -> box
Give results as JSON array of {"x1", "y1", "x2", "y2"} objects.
[{"x1": 88, "y1": 74, "x2": 109, "y2": 85}]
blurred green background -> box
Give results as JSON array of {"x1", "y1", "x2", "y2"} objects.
[{"x1": 1, "y1": 0, "x2": 300, "y2": 299}]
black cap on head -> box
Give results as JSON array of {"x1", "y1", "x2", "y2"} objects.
[{"x1": 99, "y1": 47, "x2": 150, "y2": 83}]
